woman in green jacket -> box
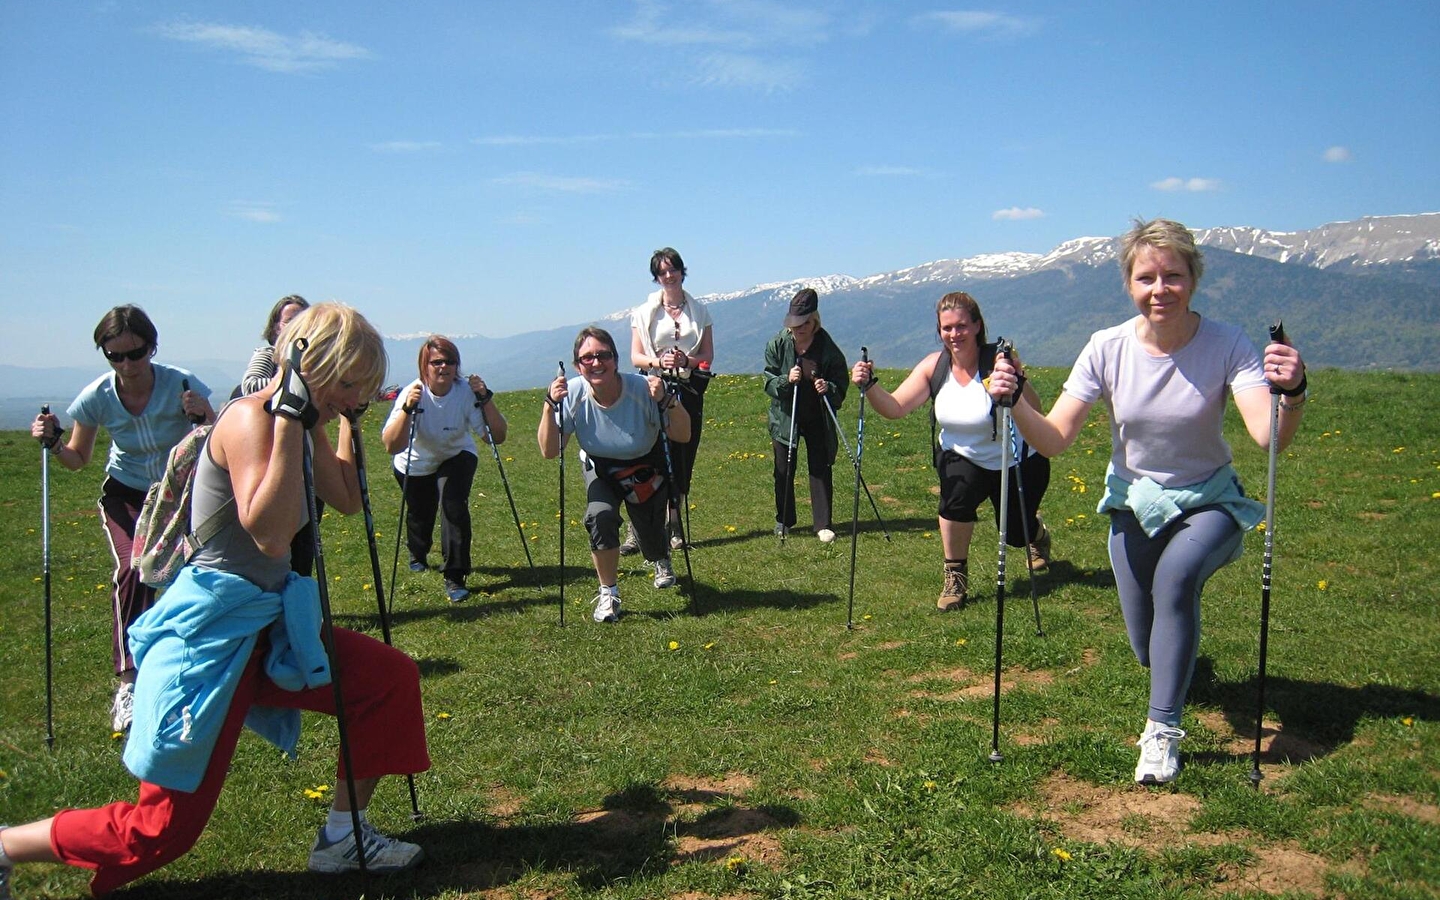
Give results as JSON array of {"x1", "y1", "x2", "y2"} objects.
[{"x1": 762, "y1": 288, "x2": 849, "y2": 542}]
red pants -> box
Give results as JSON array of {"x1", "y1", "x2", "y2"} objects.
[
  {"x1": 97, "y1": 477, "x2": 156, "y2": 675},
  {"x1": 49, "y1": 628, "x2": 430, "y2": 897}
]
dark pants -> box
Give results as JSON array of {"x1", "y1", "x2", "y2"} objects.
[
  {"x1": 937, "y1": 450, "x2": 1051, "y2": 547},
  {"x1": 668, "y1": 388, "x2": 704, "y2": 496},
  {"x1": 393, "y1": 452, "x2": 478, "y2": 583},
  {"x1": 583, "y1": 462, "x2": 670, "y2": 562},
  {"x1": 772, "y1": 421, "x2": 834, "y2": 531},
  {"x1": 98, "y1": 478, "x2": 156, "y2": 675}
]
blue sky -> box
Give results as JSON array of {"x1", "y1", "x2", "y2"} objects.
[{"x1": 3, "y1": 1, "x2": 1437, "y2": 371}]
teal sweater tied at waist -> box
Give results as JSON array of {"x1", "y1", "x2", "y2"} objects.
[
  {"x1": 1097, "y1": 461, "x2": 1265, "y2": 538},
  {"x1": 123, "y1": 566, "x2": 331, "y2": 792}
]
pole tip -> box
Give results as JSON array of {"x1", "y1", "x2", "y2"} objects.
[{"x1": 988, "y1": 750, "x2": 1003, "y2": 763}]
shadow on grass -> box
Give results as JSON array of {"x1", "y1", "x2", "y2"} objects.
[
  {"x1": 112, "y1": 781, "x2": 800, "y2": 900},
  {"x1": 1187, "y1": 656, "x2": 1440, "y2": 765}
]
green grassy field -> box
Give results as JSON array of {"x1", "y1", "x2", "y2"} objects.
[{"x1": 1, "y1": 368, "x2": 1436, "y2": 900}]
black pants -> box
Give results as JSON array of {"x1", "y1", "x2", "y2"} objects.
[
  {"x1": 668, "y1": 387, "x2": 704, "y2": 497},
  {"x1": 772, "y1": 420, "x2": 834, "y2": 531},
  {"x1": 393, "y1": 452, "x2": 477, "y2": 583}
]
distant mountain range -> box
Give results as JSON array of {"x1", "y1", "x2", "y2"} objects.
[{"x1": 4, "y1": 213, "x2": 1436, "y2": 429}]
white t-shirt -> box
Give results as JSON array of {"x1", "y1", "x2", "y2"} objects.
[
  {"x1": 630, "y1": 289, "x2": 712, "y2": 376},
  {"x1": 936, "y1": 369, "x2": 1004, "y2": 469},
  {"x1": 1063, "y1": 315, "x2": 1267, "y2": 486},
  {"x1": 385, "y1": 379, "x2": 487, "y2": 476}
]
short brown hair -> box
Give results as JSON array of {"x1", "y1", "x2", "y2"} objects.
[
  {"x1": 93, "y1": 305, "x2": 158, "y2": 351},
  {"x1": 418, "y1": 335, "x2": 461, "y2": 381},
  {"x1": 262, "y1": 295, "x2": 309, "y2": 344},
  {"x1": 572, "y1": 326, "x2": 618, "y2": 364}
]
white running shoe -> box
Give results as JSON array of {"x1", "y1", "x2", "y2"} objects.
[
  {"x1": 592, "y1": 587, "x2": 621, "y2": 623},
  {"x1": 1134, "y1": 720, "x2": 1186, "y2": 784},
  {"x1": 111, "y1": 681, "x2": 135, "y2": 733},
  {"x1": 817, "y1": 528, "x2": 836, "y2": 543},
  {"x1": 652, "y1": 558, "x2": 677, "y2": 589},
  {"x1": 307, "y1": 821, "x2": 424, "y2": 874}
]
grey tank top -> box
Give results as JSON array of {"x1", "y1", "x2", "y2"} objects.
[{"x1": 188, "y1": 426, "x2": 298, "y2": 593}]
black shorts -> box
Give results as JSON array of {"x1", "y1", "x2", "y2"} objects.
[{"x1": 936, "y1": 449, "x2": 1050, "y2": 545}]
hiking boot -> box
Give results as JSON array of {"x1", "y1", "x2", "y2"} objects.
[
  {"x1": 653, "y1": 558, "x2": 677, "y2": 589},
  {"x1": 1135, "y1": 720, "x2": 1186, "y2": 784},
  {"x1": 592, "y1": 587, "x2": 621, "y2": 623},
  {"x1": 1027, "y1": 519, "x2": 1052, "y2": 570},
  {"x1": 408, "y1": 559, "x2": 428, "y2": 573},
  {"x1": 937, "y1": 560, "x2": 968, "y2": 612},
  {"x1": 444, "y1": 580, "x2": 470, "y2": 603},
  {"x1": 817, "y1": 528, "x2": 836, "y2": 544},
  {"x1": 111, "y1": 681, "x2": 135, "y2": 732},
  {"x1": 307, "y1": 821, "x2": 424, "y2": 874},
  {"x1": 618, "y1": 523, "x2": 640, "y2": 556}
]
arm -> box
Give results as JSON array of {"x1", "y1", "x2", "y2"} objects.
[
  {"x1": 630, "y1": 325, "x2": 657, "y2": 370},
  {"x1": 988, "y1": 355, "x2": 1091, "y2": 457},
  {"x1": 213, "y1": 400, "x2": 308, "y2": 558},
  {"x1": 1234, "y1": 339, "x2": 1307, "y2": 450},
  {"x1": 760, "y1": 335, "x2": 793, "y2": 401},
  {"x1": 852, "y1": 353, "x2": 938, "y2": 420},
  {"x1": 649, "y1": 376, "x2": 692, "y2": 443},
  {"x1": 32, "y1": 416, "x2": 98, "y2": 471},
  {"x1": 311, "y1": 415, "x2": 362, "y2": 515},
  {"x1": 380, "y1": 383, "x2": 423, "y2": 454},
  {"x1": 239, "y1": 346, "x2": 278, "y2": 396},
  {"x1": 469, "y1": 374, "x2": 508, "y2": 443},
  {"x1": 536, "y1": 376, "x2": 569, "y2": 459}
]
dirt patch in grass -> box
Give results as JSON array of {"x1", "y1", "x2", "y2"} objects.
[
  {"x1": 908, "y1": 666, "x2": 1056, "y2": 701},
  {"x1": 663, "y1": 773, "x2": 757, "y2": 811},
  {"x1": 1194, "y1": 711, "x2": 1327, "y2": 767},
  {"x1": 1211, "y1": 842, "x2": 1333, "y2": 897},
  {"x1": 875, "y1": 641, "x2": 908, "y2": 651},
  {"x1": 1362, "y1": 792, "x2": 1440, "y2": 825},
  {"x1": 487, "y1": 782, "x2": 527, "y2": 817},
  {"x1": 1017, "y1": 774, "x2": 1363, "y2": 897}
]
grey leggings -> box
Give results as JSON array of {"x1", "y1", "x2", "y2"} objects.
[{"x1": 1108, "y1": 506, "x2": 1244, "y2": 726}]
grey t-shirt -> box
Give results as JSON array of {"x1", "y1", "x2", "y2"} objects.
[
  {"x1": 1063, "y1": 315, "x2": 1266, "y2": 486},
  {"x1": 560, "y1": 373, "x2": 661, "y2": 461},
  {"x1": 189, "y1": 428, "x2": 298, "y2": 594}
]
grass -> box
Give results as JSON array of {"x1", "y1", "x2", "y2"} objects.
[{"x1": 1, "y1": 367, "x2": 1436, "y2": 899}]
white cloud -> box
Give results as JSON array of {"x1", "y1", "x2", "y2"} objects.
[
  {"x1": 610, "y1": 0, "x2": 829, "y2": 47},
  {"x1": 370, "y1": 141, "x2": 445, "y2": 153},
  {"x1": 474, "y1": 128, "x2": 797, "y2": 146},
  {"x1": 228, "y1": 201, "x2": 281, "y2": 223},
  {"x1": 695, "y1": 52, "x2": 805, "y2": 92},
  {"x1": 992, "y1": 206, "x2": 1045, "y2": 221},
  {"x1": 153, "y1": 22, "x2": 371, "y2": 73},
  {"x1": 1323, "y1": 145, "x2": 1353, "y2": 163},
  {"x1": 913, "y1": 10, "x2": 1041, "y2": 38},
  {"x1": 491, "y1": 173, "x2": 629, "y2": 194},
  {"x1": 1151, "y1": 176, "x2": 1222, "y2": 192},
  {"x1": 855, "y1": 165, "x2": 927, "y2": 177}
]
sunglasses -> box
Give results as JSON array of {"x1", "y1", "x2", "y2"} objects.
[
  {"x1": 577, "y1": 351, "x2": 616, "y2": 365},
  {"x1": 103, "y1": 345, "x2": 150, "y2": 363},
  {"x1": 427, "y1": 358, "x2": 457, "y2": 368}
]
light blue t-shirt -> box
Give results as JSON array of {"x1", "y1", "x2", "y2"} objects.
[
  {"x1": 67, "y1": 363, "x2": 211, "y2": 491},
  {"x1": 559, "y1": 373, "x2": 661, "y2": 461}
]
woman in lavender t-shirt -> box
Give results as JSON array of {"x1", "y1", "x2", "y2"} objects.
[{"x1": 987, "y1": 219, "x2": 1308, "y2": 785}]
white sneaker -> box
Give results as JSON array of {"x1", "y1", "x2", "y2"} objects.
[
  {"x1": 652, "y1": 558, "x2": 677, "y2": 589},
  {"x1": 111, "y1": 681, "x2": 135, "y2": 732},
  {"x1": 817, "y1": 528, "x2": 836, "y2": 544},
  {"x1": 592, "y1": 587, "x2": 621, "y2": 623},
  {"x1": 1134, "y1": 720, "x2": 1186, "y2": 784},
  {"x1": 307, "y1": 821, "x2": 424, "y2": 873}
]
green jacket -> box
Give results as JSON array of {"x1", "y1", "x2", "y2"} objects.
[{"x1": 762, "y1": 328, "x2": 850, "y2": 451}]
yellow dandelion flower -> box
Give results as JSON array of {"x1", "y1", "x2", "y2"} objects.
[
  {"x1": 1076, "y1": 514, "x2": 1086, "y2": 519},
  {"x1": 363, "y1": 583, "x2": 372, "y2": 591},
  {"x1": 923, "y1": 532, "x2": 934, "y2": 538},
  {"x1": 504, "y1": 456, "x2": 514, "y2": 462},
  {"x1": 725, "y1": 525, "x2": 737, "y2": 532},
  {"x1": 112, "y1": 731, "x2": 124, "y2": 740},
  {"x1": 33, "y1": 576, "x2": 41, "y2": 582},
  {"x1": 1432, "y1": 492, "x2": 1440, "y2": 499},
  {"x1": 725, "y1": 853, "x2": 746, "y2": 873},
  {"x1": 530, "y1": 535, "x2": 538, "y2": 541},
  {"x1": 689, "y1": 503, "x2": 697, "y2": 510},
  {"x1": 1052, "y1": 848, "x2": 1072, "y2": 861},
  {"x1": 1393, "y1": 447, "x2": 1405, "y2": 453},
  {"x1": 1255, "y1": 522, "x2": 1265, "y2": 531},
  {"x1": 1317, "y1": 580, "x2": 1328, "y2": 590},
  {"x1": 924, "y1": 780, "x2": 937, "y2": 791},
  {"x1": 436, "y1": 711, "x2": 452, "y2": 720},
  {"x1": 668, "y1": 641, "x2": 679, "y2": 651},
  {"x1": 956, "y1": 638, "x2": 967, "y2": 646},
  {"x1": 768, "y1": 679, "x2": 778, "y2": 685},
  {"x1": 1402, "y1": 716, "x2": 1414, "y2": 727},
  {"x1": 863, "y1": 614, "x2": 872, "y2": 621},
  {"x1": 704, "y1": 642, "x2": 715, "y2": 650}
]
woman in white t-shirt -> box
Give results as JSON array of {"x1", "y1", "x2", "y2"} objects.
[
  {"x1": 851, "y1": 292, "x2": 1052, "y2": 612},
  {"x1": 381, "y1": 335, "x2": 508, "y2": 604},
  {"x1": 627, "y1": 247, "x2": 714, "y2": 551},
  {"x1": 988, "y1": 218, "x2": 1308, "y2": 785}
]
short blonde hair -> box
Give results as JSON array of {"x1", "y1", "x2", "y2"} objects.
[
  {"x1": 275, "y1": 302, "x2": 387, "y2": 401},
  {"x1": 1120, "y1": 218, "x2": 1204, "y2": 286}
]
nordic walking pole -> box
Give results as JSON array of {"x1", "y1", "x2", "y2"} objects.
[
  {"x1": 1005, "y1": 416, "x2": 1045, "y2": 637},
  {"x1": 554, "y1": 362, "x2": 567, "y2": 627},
  {"x1": 846, "y1": 349, "x2": 870, "y2": 629},
  {"x1": 821, "y1": 392, "x2": 891, "y2": 541},
  {"x1": 989, "y1": 339, "x2": 1017, "y2": 764},
  {"x1": 286, "y1": 338, "x2": 367, "y2": 872},
  {"x1": 657, "y1": 380, "x2": 696, "y2": 609},
  {"x1": 180, "y1": 379, "x2": 204, "y2": 425},
  {"x1": 472, "y1": 381, "x2": 538, "y2": 584},
  {"x1": 386, "y1": 402, "x2": 422, "y2": 620},
  {"x1": 1251, "y1": 321, "x2": 1288, "y2": 788},
  {"x1": 40, "y1": 404, "x2": 55, "y2": 749},
  {"x1": 780, "y1": 364, "x2": 799, "y2": 545},
  {"x1": 347, "y1": 410, "x2": 422, "y2": 820}
]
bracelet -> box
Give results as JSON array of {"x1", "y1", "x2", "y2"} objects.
[
  {"x1": 544, "y1": 396, "x2": 559, "y2": 411},
  {"x1": 402, "y1": 404, "x2": 416, "y2": 415},
  {"x1": 50, "y1": 438, "x2": 65, "y2": 456},
  {"x1": 46, "y1": 427, "x2": 66, "y2": 451},
  {"x1": 475, "y1": 388, "x2": 494, "y2": 406},
  {"x1": 1281, "y1": 371, "x2": 1308, "y2": 398},
  {"x1": 1279, "y1": 393, "x2": 1308, "y2": 412}
]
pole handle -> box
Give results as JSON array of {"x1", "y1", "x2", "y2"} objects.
[{"x1": 181, "y1": 379, "x2": 204, "y2": 424}]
